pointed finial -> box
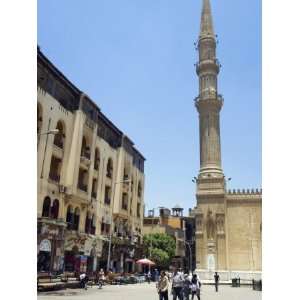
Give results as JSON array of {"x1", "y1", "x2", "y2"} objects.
[{"x1": 200, "y1": 0, "x2": 215, "y2": 37}]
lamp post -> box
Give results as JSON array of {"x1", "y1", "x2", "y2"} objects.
[
  {"x1": 184, "y1": 240, "x2": 193, "y2": 273},
  {"x1": 106, "y1": 179, "x2": 131, "y2": 271}
]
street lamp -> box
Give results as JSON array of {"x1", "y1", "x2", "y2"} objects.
[
  {"x1": 38, "y1": 129, "x2": 60, "y2": 136},
  {"x1": 184, "y1": 240, "x2": 193, "y2": 273},
  {"x1": 106, "y1": 179, "x2": 131, "y2": 271}
]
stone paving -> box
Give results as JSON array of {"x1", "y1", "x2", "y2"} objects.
[{"x1": 38, "y1": 282, "x2": 262, "y2": 300}]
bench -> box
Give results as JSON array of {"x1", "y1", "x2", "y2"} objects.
[{"x1": 37, "y1": 276, "x2": 65, "y2": 292}]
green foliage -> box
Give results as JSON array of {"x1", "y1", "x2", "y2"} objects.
[{"x1": 142, "y1": 233, "x2": 176, "y2": 268}]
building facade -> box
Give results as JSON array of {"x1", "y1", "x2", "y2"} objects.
[
  {"x1": 37, "y1": 48, "x2": 145, "y2": 274},
  {"x1": 143, "y1": 207, "x2": 187, "y2": 270},
  {"x1": 192, "y1": 0, "x2": 262, "y2": 280}
]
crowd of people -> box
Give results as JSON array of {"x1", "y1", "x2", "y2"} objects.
[
  {"x1": 156, "y1": 268, "x2": 203, "y2": 300},
  {"x1": 78, "y1": 267, "x2": 221, "y2": 300},
  {"x1": 156, "y1": 269, "x2": 221, "y2": 300}
]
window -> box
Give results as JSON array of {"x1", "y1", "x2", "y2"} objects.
[
  {"x1": 106, "y1": 158, "x2": 113, "y2": 178},
  {"x1": 51, "y1": 199, "x2": 59, "y2": 219},
  {"x1": 137, "y1": 203, "x2": 141, "y2": 218},
  {"x1": 42, "y1": 197, "x2": 51, "y2": 217},
  {"x1": 53, "y1": 120, "x2": 65, "y2": 149},
  {"x1": 85, "y1": 213, "x2": 91, "y2": 234},
  {"x1": 123, "y1": 165, "x2": 129, "y2": 180},
  {"x1": 94, "y1": 148, "x2": 100, "y2": 170},
  {"x1": 81, "y1": 136, "x2": 90, "y2": 159},
  {"x1": 104, "y1": 186, "x2": 111, "y2": 205},
  {"x1": 73, "y1": 208, "x2": 80, "y2": 231},
  {"x1": 91, "y1": 215, "x2": 96, "y2": 235},
  {"x1": 49, "y1": 156, "x2": 62, "y2": 182},
  {"x1": 78, "y1": 168, "x2": 88, "y2": 192},
  {"x1": 37, "y1": 103, "x2": 43, "y2": 137},
  {"x1": 91, "y1": 179, "x2": 97, "y2": 199},
  {"x1": 138, "y1": 182, "x2": 142, "y2": 198},
  {"x1": 66, "y1": 206, "x2": 74, "y2": 230},
  {"x1": 122, "y1": 193, "x2": 128, "y2": 210}
]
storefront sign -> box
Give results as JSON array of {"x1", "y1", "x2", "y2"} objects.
[{"x1": 39, "y1": 239, "x2": 51, "y2": 252}]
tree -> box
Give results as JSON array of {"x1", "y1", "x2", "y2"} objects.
[{"x1": 142, "y1": 233, "x2": 176, "y2": 268}]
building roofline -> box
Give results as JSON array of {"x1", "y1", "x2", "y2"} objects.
[{"x1": 37, "y1": 46, "x2": 145, "y2": 160}]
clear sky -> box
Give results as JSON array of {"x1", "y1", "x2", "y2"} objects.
[{"x1": 38, "y1": 0, "x2": 261, "y2": 215}]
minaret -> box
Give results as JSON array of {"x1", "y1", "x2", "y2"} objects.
[{"x1": 195, "y1": 0, "x2": 224, "y2": 178}]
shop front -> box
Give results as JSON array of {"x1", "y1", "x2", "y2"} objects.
[
  {"x1": 37, "y1": 219, "x2": 65, "y2": 273},
  {"x1": 109, "y1": 239, "x2": 143, "y2": 273},
  {"x1": 64, "y1": 232, "x2": 102, "y2": 274}
]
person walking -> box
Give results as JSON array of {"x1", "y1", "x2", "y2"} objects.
[
  {"x1": 147, "y1": 270, "x2": 151, "y2": 284},
  {"x1": 190, "y1": 274, "x2": 201, "y2": 300},
  {"x1": 214, "y1": 272, "x2": 220, "y2": 292},
  {"x1": 98, "y1": 268, "x2": 105, "y2": 289},
  {"x1": 171, "y1": 268, "x2": 184, "y2": 300},
  {"x1": 157, "y1": 271, "x2": 169, "y2": 300},
  {"x1": 79, "y1": 272, "x2": 88, "y2": 290},
  {"x1": 183, "y1": 274, "x2": 191, "y2": 300}
]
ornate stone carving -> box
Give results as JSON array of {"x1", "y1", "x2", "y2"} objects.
[
  {"x1": 216, "y1": 213, "x2": 225, "y2": 235},
  {"x1": 206, "y1": 209, "x2": 215, "y2": 239}
]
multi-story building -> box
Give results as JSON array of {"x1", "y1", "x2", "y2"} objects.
[
  {"x1": 37, "y1": 47, "x2": 145, "y2": 274},
  {"x1": 143, "y1": 207, "x2": 186, "y2": 270}
]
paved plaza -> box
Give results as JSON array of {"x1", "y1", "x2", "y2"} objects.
[{"x1": 38, "y1": 283, "x2": 262, "y2": 300}]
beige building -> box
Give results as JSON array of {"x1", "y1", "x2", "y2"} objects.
[
  {"x1": 143, "y1": 207, "x2": 186, "y2": 268},
  {"x1": 192, "y1": 0, "x2": 262, "y2": 280},
  {"x1": 37, "y1": 48, "x2": 145, "y2": 274}
]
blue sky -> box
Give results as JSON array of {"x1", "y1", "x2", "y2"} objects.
[{"x1": 38, "y1": 0, "x2": 261, "y2": 214}]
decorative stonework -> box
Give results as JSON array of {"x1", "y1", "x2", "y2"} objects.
[
  {"x1": 206, "y1": 209, "x2": 215, "y2": 239},
  {"x1": 216, "y1": 213, "x2": 225, "y2": 235}
]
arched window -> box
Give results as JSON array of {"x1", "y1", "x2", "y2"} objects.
[
  {"x1": 81, "y1": 136, "x2": 90, "y2": 159},
  {"x1": 66, "y1": 205, "x2": 74, "y2": 230},
  {"x1": 53, "y1": 120, "x2": 65, "y2": 149},
  {"x1": 106, "y1": 158, "x2": 113, "y2": 178},
  {"x1": 123, "y1": 164, "x2": 130, "y2": 180},
  {"x1": 74, "y1": 207, "x2": 80, "y2": 231},
  {"x1": 91, "y1": 214, "x2": 96, "y2": 235},
  {"x1": 94, "y1": 148, "x2": 100, "y2": 170},
  {"x1": 49, "y1": 155, "x2": 62, "y2": 183},
  {"x1": 51, "y1": 199, "x2": 59, "y2": 219},
  {"x1": 85, "y1": 212, "x2": 92, "y2": 234},
  {"x1": 42, "y1": 197, "x2": 51, "y2": 217}
]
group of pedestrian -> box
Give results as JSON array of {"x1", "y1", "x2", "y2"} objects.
[
  {"x1": 79, "y1": 268, "x2": 106, "y2": 290},
  {"x1": 156, "y1": 268, "x2": 202, "y2": 300}
]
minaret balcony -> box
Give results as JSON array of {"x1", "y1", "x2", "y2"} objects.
[
  {"x1": 197, "y1": 59, "x2": 220, "y2": 74},
  {"x1": 194, "y1": 93, "x2": 223, "y2": 112}
]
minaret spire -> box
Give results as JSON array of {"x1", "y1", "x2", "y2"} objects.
[
  {"x1": 195, "y1": 0, "x2": 224, "y2": 178},
  {"x1": 200, "y1": 0, "x2": 214, "y2": 36}
]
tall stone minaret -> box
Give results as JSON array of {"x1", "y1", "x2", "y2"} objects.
[
  {"x1": 195, "y1": 0, "x2": 224, "y2": 178},
  {"x1": 194, "y1": 0, "x2": 227, "y2": 275}
]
